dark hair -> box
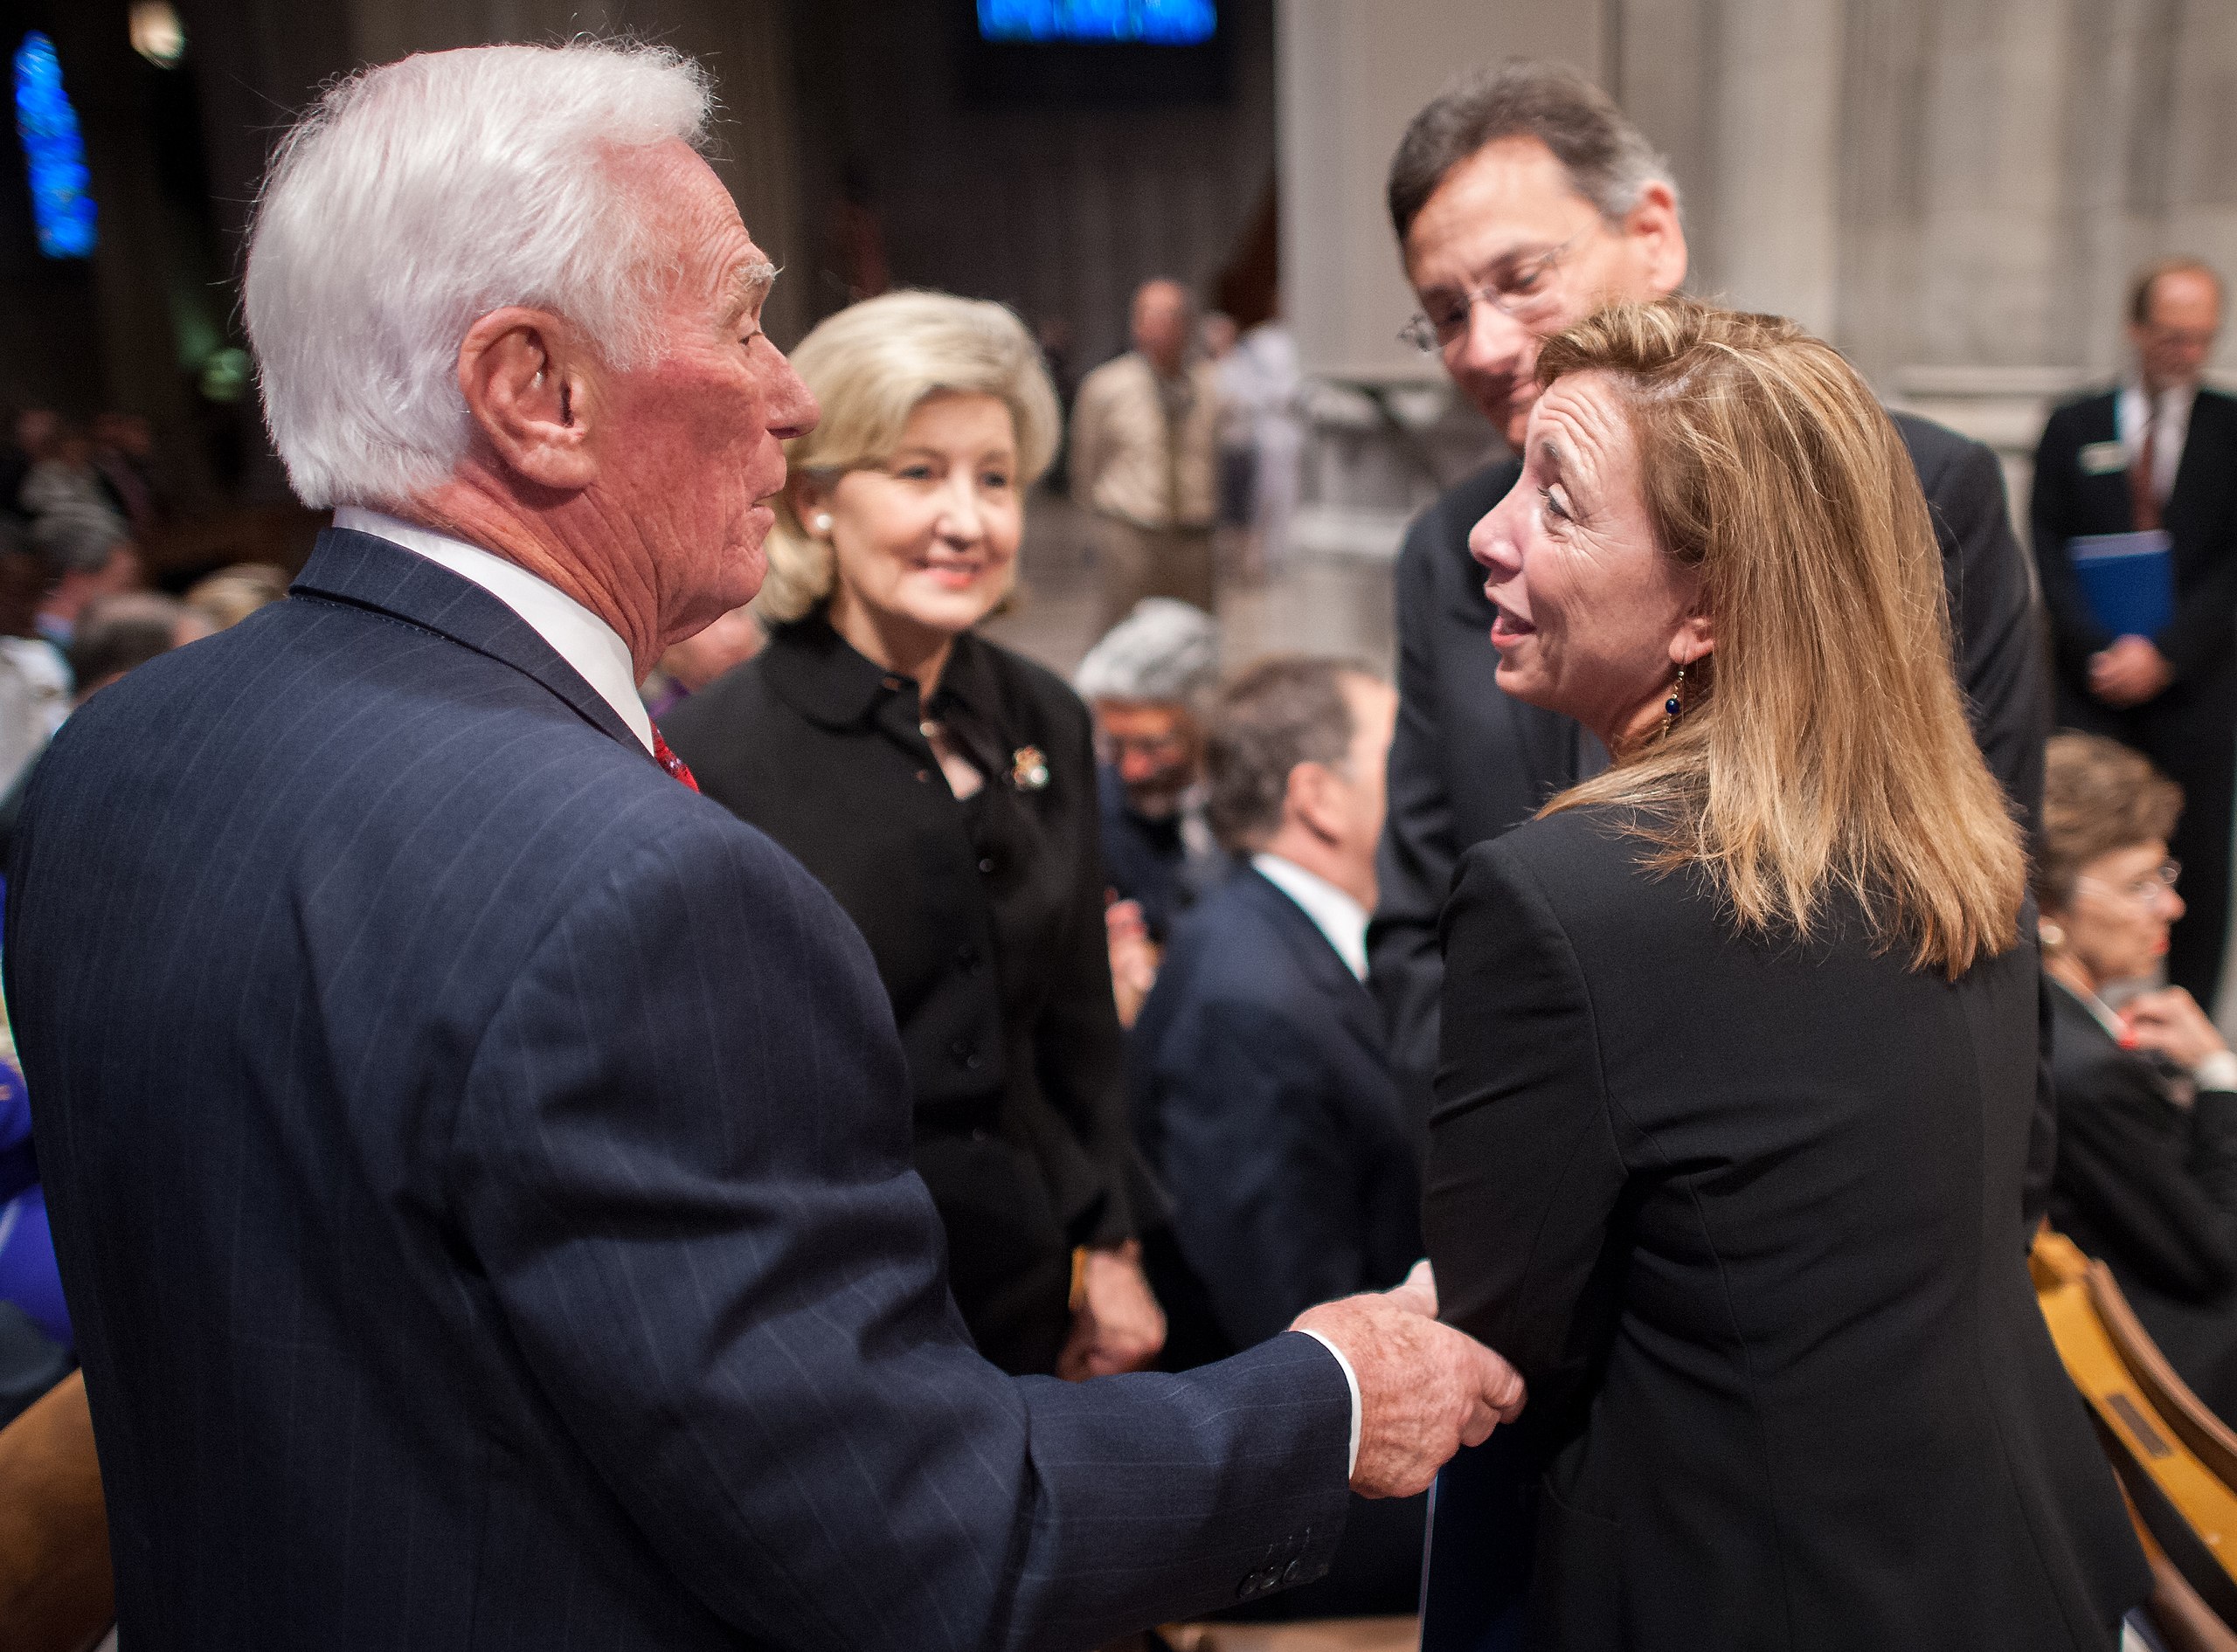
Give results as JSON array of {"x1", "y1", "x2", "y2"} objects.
[
  {"x1": 1206, "y1": 656, "x2": 1375, "y2": 853},
  {"x1": 2037, "y1": 732, "x2": 2184, "y2": 911},
  {"x1": 67, "y1": 592, "x2": 181, "y2": 693},
  {"x1": 2129, "y1": 256, "x2": 2224, "y2": 325},
  {"x1": 1387, "y1": 59, "x2": 1675, "y2": 245}
]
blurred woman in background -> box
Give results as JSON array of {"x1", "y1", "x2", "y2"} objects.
[
  {"x1": 2039, "y1": 730, "x2": 2237, "y2": 1418},
  {"x1": 662, "y1": 292, "x2": 1164, "y2": 1379}
]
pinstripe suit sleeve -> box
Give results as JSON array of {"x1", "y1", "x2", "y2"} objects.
[{"x1": 449, "y1": 806, "x2": 1353, "y2": 1650}]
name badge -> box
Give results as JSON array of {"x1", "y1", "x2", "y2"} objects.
[{"x1": 2080, "y1": 439, "x2": 2130, "y2": 476}]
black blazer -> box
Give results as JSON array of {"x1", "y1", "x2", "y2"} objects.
[
  {"x1": 1132, "y1": 865, "x2": 1420, "y2": 1349},
  {"x1": 1373, "y1": 413, "x2": 2052, "y2": 1128},
  {"x1": 5, "y1": 529, "x2": 1354, "y2": 1648},
  {"x1": 662, "y1": 615, "x2": 1149, "y2": 1374},
  {"x1": 2030, "y1": 387, "x2": 2237, "y2": 690},
  {"x1": 1131, "y1": 864, "x2": 1426, "y2": 1621},
  {"x1": 2046, "y1": 983, "x2": 2237, "y2": 1417},
  {"x1": 1426, "y1": 806, "x2": 2146, "y2": 1650}
]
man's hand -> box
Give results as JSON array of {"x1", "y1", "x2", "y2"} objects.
[
  {"x1": 1105, "y1": 896, "x2": 1159, "y2": 1030},
  {"x1": 1056, "y1": 1241, "x2": 1167, "y2": 1380},
  {"x1": 2089, "y1": 635, "x2": 2172, "y2": 707},
  {"x1": 1292, "y1": 1287, "x2": 1524, "y2": 1499}
]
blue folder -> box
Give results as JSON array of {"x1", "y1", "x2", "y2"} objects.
[{"x1": 2069, "y1": 530, "x2": 2174, "y2": 639}]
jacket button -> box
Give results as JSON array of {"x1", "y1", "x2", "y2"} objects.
[
  {"x1": 915, "y1": 769, "x2": 931, "y2": 783},
  {"x1": 977, "y1": 856, "x2": 995, "y2": 874},
  {"x1": 956, "y1": 943, "x2": 980, "y2": 971},
  {"x1": 881, "y1": 674, "x2": 904, "y2": 691}
]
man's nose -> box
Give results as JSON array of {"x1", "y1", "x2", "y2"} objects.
[
  {"x1": 768, "y1": 353, "x2": 819, "y2": 442},
  {"x1": 1454, "y1": 296, "x2": 1533, "y2": 379}
]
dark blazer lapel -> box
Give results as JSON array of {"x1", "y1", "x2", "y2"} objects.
[
  {"x1": 1236, "y1": 867, "x2": 1389, "y2": 1063},
  {"x1": 289, "y1": 526, "x2": 644, "y2": 751},
  {"x1": 2170, "y1": 389, "x2": 2234, "y2": 521}
]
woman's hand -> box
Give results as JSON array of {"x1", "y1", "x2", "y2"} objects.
[
  {"x1": 2123, "y1": 987, "x2": 2230, "y2": 1071},
  {"x1": 1056, "y1": 1241, "x2": 1167, "y2": 1380}
]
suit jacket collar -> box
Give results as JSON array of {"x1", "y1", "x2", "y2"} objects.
[
  {"x1": 1234, "y1": 867, "x2": 1389, "y2": 1063},
  {"x1": 289, "y1": 526, "x2": 646, "y2": 754}
]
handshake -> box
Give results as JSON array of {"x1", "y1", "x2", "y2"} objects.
[{"x1": 1292, "y1": 1263, "x2": 1527, "y2": 1498}]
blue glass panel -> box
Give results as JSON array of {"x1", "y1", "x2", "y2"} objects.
[
  {"x1": 13, "y1": 32, "x2": 96, "y2": 259},
  {"x1": 979, "y1": 0, "x2": 1215, "y2": 45}
]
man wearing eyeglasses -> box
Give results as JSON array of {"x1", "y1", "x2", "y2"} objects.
[{"x1": 1369, "y1": 61, "x2": 2052, "y2": 1143}]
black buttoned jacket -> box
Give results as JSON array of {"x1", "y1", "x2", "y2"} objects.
[{"x1": 663, "y1": 615, "x2": 1146, "y2": 1374}]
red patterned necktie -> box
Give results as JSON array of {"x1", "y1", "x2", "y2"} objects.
[{"x1": 652, "y1": 730, "x2": 699, "y2": 792}]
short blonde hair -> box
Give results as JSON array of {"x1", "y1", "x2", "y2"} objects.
[
  {"x1": 2038, "y1": 732, "x2": 2183, "y2": 912},
  {"x1": 1539, "y1": 297, "x2": 2026, "y2": 978},
  {"x1": 758, "y1": 291, "x2": 1061, "y2": 623}
]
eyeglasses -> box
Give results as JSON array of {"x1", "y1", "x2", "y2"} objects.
[
  {"x1": 1399, "y1": 226, "x2": 1593, "y2": 355},
  {"x1": 2077, "y1": 860, "x2": 2182, "y2": 908}
]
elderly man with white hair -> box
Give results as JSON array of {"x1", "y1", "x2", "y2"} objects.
[{"x1": 4, "y1": 41, "x2": 1523, "y2": 1651}]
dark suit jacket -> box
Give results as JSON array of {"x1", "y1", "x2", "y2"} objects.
[
  {"x1": 1427, "y1": 806, "x2": 2147, "y2": 1650},
  {"x1": 1373, "y1": 413, "x2": 2052, "y2": 1123},
  {"x1": 5, "y1": 527, "x2": 1353, "y2": 1649},
  {"x1": 661, "y1": 616, "x2": 1152, "y2": 1375},
  {"x1": 1131, "y1": 864, "x2": 1425, "y2": 1621},
  {"x1": 2046, "y1": 984, "x2": 2237, "y2": 1419},
  {"x1": 1132, "y1": 865, "x2": 1421, "y2": 1350},
  {"x1": 2030, "y1": 387, "x2": 2237, "y2": 692}
]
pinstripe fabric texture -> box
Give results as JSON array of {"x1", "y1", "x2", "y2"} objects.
[{"x1": 5, "y1": 529, "x2": 1351, "y2": 1650}]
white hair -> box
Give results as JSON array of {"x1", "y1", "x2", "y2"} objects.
[{"x1": 244, "y1": 41, "x2": 714, "y2": 509}]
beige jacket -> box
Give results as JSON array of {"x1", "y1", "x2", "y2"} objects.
[{"x1": 1070, "y1": 353, "x2": 1220, "y2": 530}]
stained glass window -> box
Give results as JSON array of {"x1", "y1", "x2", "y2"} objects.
[
  {"x1": 978, "y1": 0, "x2": 1216, "y2": 45},
  {"x1": 14, "y1": 32, "x2": 95, "y2": 259}
]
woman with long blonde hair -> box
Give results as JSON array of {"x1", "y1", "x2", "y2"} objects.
[{"x1": 1424, "y1": 297, "x2": 2145, "y2": 1649}]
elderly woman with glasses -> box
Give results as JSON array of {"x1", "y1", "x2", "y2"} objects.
[{"x1": 2039, "y1": 730, "x2": 2237, "y2": 1420}]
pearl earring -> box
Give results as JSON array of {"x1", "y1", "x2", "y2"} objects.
[
  {"x1": 2039, "y1": 919, "x2": 2066, "y2": 950},
  {"x1": 812, "y1": 513, "x2": 833, "y2": 535}
]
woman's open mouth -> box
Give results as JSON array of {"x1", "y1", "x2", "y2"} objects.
[{"x1": 1487, "y1": 596, "x2": 1535, "y2": 644}]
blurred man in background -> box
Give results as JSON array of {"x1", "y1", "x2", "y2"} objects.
[
  {"x1": 1132, "y1": 655, "x2": 1424, "y2": 1625},
  {"x1": 2032, "y1": 258, "x2": 2236, "y2": 1009},
  {"x1": 1072, "y1": 278, "x2": 1222, "y2": 631},
  {"x1": 1076, "y1": 596, "x2": 1226, "y2": 950}
]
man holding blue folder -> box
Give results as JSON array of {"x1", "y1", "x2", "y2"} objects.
[{"x1": 2033, "y1": 258, "x2": 2237, "y2": 1009}]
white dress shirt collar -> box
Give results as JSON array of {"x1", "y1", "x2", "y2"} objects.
[
  {"x1": 333, "y1": 507, "x2": 653, "y2": 753},
  {"x1": 1251, "y1": 853, "x2": 1369, "y2": 981}
]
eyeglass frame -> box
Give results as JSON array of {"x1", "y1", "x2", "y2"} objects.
[
  {"x1": 2075, "y1": 859, "x2": 2182, "y2": 909},
  {"x1": 1398, "y1": 225, "x2": 1597, "y2": 356}
]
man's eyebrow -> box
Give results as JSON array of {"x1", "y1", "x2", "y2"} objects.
[{"x1": 725, "y1": 259, "x2": 779, "y2": 314}]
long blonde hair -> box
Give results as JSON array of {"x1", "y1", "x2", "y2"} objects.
[{"x1": 1538, "y1": 297, "x2": 2024, "y2": 978}]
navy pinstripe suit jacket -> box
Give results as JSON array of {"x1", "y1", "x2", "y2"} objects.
[{"x1": 6, "y1": 528, "x2": 1351, "y2": 1650}]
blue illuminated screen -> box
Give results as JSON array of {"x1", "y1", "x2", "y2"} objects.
[
  {"x1": 978, "y1": 0, "x2": 1216, "y2": 45},
  {"x1": 13, "y1": 32, "x2": 96, "y2": 259}
]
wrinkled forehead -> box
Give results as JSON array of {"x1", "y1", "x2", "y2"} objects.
[
  {"x1": 608, "y1": 138, "x2": 769, "y2": 304},
  {"x1": 1527, "y1": 370, "x2": 1637, "y2": 477}
]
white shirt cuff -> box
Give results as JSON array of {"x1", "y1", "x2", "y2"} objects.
[
  {"x1": 1294, "y1": 1328, "x2": 1362, "y2": 1477},
  {"x1": 2195, "y1": 1050, "x2": 2237, "y2": 1093}
]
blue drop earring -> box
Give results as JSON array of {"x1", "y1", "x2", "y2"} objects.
[{"x1": 1659, "y1": 662, "x2": 1687, "y2": 740}]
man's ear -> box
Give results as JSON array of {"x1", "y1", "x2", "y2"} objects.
[
  {"x1": 1627, "y1": 180, "x2": 1688, "y2": 299},
  {"x1": 1284, "y1": 761, "x2": 1342, "y2": 844},
  {"x1": 455, "y1": 307, "x2": 599, "y2": 493}
]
